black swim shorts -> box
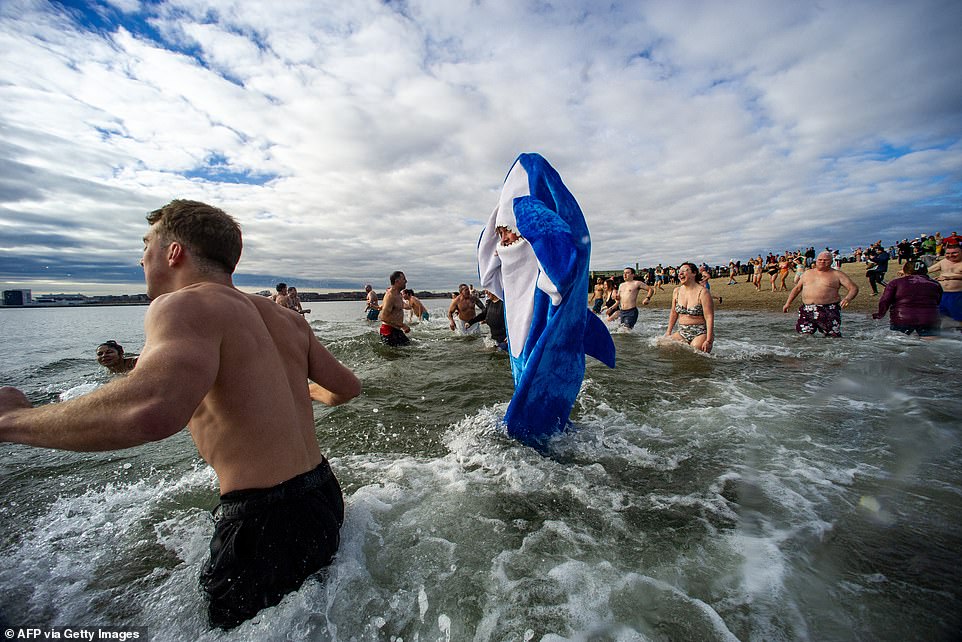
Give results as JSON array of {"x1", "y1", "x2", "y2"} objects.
[{"x1": 200, "y1": 459, "x2": 344, "y2": 629}]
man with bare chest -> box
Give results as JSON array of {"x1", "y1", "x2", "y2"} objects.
[
  {"x1": 379, "y1": 271, "x2": 411, "y2": 345},
  {"x1": 783, "y1": 251, "x2": 859, "y2": 337},
  {"x1": 928, "y1": 244, "x2": 962, "y2": 328},
  {"x1": 0, "y1": 200, "x2": 362, "y2": 629},
  {"x1": 448, "y1": 283, "x2": 486, "y2": 334},
  {"x1": 611, "y1": 267, "x2": 653, "y2": 329}
]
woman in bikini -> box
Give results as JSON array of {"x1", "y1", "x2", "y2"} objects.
[
  {"x1": 776, "y1": 255, "x2": 792, "y2": 291},
  {"x1": 752, "y1": 258, "x2": 763, "y2": 291},
  {"x1": 664, "y1": 262, "x2": 714, "y2": 353}
]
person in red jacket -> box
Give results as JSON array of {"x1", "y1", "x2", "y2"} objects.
[{"x1": 872, "y1": 261, "x2": 942, "y2": 337}]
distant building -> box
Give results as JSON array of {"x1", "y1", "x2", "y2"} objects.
[{"x1": 2, "y1": 289, "x2": 32, "y2": 306}]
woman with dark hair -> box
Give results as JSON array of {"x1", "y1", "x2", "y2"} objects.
[
  {"x1": 665, "y1": 262, "x2": 715, "y2": 352},
  {"x1": 96, "y1": 340, "x2": 138, "y2": 374},
  {"x1": 602, "y1": 278, "x2": 618, "y2": 319},
  {"x1": 872, "y1": 261, "x2": 942, "y2": 337}
]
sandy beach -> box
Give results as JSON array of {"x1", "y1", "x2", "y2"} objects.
[{"x1": 641, "y1": 261, "x2": 900, "y2": 315}]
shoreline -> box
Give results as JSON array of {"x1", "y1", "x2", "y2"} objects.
[
  {"x1": 0, "y1": 263, "x2": 913, "y2": 315},
  {"x1": 635, "y1": 261, "x2": 898, "y2": 315}
]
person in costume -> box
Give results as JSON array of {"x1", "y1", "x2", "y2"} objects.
[{"x1": 477, "y1": 153, "x2": 615, "y2": 446}]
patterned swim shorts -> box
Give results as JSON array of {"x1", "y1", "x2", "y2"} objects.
[{"x1": 795, "y1": 302, "x2": 842, "y2": 337}]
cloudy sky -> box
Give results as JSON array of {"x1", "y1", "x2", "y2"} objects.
[{"x1": 1, "y1": 0, "x2": 960, "y2": 295}]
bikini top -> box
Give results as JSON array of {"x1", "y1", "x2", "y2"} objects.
[{"x1": 674, "y1": 301, "x2": 704, "y2": 316}]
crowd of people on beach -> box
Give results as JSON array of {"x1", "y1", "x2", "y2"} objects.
[{"x1": 336, "y1": 228, "x2": 960, "y2": 355}]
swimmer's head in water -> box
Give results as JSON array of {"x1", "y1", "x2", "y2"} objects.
[{"x1": 96, "y1": 340, "x2": 124, "y2": 365}]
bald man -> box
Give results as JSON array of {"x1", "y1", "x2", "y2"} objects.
[{"x1": 782, "y1": 251, "x2": 859, "y2": 337}]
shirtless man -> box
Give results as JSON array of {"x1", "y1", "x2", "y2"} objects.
[
  {"x1": 0, "y1": 200, "x2": 361, "y2": 629},
  {"x1": 448, "y1": 283, "x2": 486, "y2": 334},
  {"x1": 272, "y1": 282, "x2": 295, "y2": 309},
  {"x1": 782, "y1": 251, "x2": 859, "y2": 337},
  {"x1": 927, "y1": 244, "x2": 962, "y2": 328},
  {"x1": 363, "y1": 284, "x2": 380, "y2": 321},
  {"x1": 378, "y1": 271, "x2": 411, "y2": 346},
  {"x1": 609, "y1": 267, "x2": 653, "y2": 329},
  {"x1": 402, "y1": 288, "x2": 429, "y2": 322}
]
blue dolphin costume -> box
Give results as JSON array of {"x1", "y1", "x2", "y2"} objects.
[{"x1": 478, "y1": 153, "x2": 616, "y2": 446}]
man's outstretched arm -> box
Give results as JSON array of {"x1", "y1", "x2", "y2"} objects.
[{"x1": 0, "y1": 292, "x2": 220, "y2": 451}]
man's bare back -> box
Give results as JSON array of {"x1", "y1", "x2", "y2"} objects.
[{"x1": 163, "y1": 284, "x2": 350, "y2": 492}]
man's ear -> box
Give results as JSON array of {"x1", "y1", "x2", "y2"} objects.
[{"x1": 166, "y1": 241, "x2": 185, "y2": 266}]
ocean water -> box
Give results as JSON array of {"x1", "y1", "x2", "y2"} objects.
[{"x1": 0, "y1": 302, "x2": 960, "y2": 641}]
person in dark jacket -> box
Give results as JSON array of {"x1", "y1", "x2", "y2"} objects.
[{"x1": 872, "y1": 261, "x2": 942, "y2": 337}]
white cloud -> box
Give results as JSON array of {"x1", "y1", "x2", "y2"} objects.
[{"x1": 0, "y1": 0, "x2": 960, "y2": 294}]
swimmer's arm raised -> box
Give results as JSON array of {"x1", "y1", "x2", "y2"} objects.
[{"x1": 0, "y1": 294, "x2": 218, "y2": 451}]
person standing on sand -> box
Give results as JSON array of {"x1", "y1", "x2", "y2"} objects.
[
  {"x1": 0, "y1": 200, "x2": 361, "y2": 629},
  {"x1": 654, "y1": 264, "x2": 665, "y2": 290},
  {"x1": 782, "y1": 251, "x2": 859, "y2": 337},
  {"x1": 776, "y1": 256, "x2": 792, "y2": 291},
  {"x1": 752, "y1": 258, "x2": 763, "y2": 291},
  {"x1": 927, "y1": 244, "x2": 962, "y2": 329},
  {"x1": 700, "y1": 266, "x2": 722, "y2": 305},
  {"x1": 865, "y1": 245, "x2": 890, "y2": 296},
  {"x1": 379, "y1": 272, "x2": 411, "y2": 346}
]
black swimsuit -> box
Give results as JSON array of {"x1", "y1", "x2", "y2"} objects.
[{"x1": 200, "y1": 460, "x2": 344, "y2": 629}]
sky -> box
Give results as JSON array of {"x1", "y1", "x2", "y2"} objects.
[{"x1": 1, "y1": 0, "x2": 960, "y2": 295}]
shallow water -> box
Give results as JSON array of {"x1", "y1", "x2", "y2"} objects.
[{"x1": 1, "y1": 302, "x2": 960, "y2": 641}]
